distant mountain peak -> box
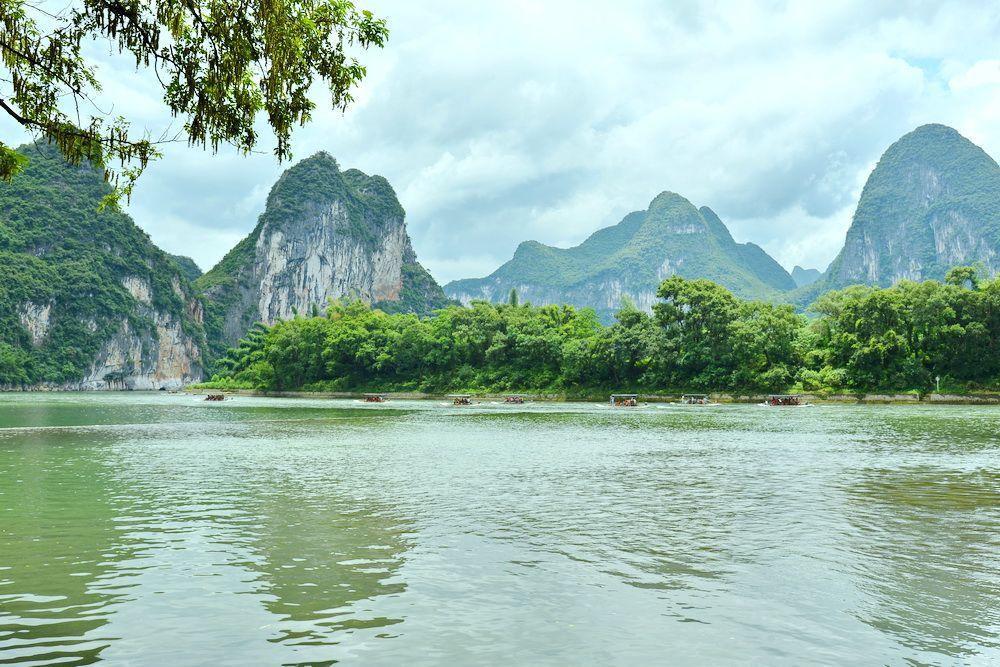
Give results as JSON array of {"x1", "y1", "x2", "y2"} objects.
[
  {"x1": 904, "y1": 123, "x2": 972, "y2": 142},
  {"x1": 792, "y1": 123, "x2": 1000, "y2": 303},
  {"x1": 302, "y1": 150, "x2": 338, "y2": 165},
  {"x1": 791, "y1": 265, "x2": 822, "y2": 288},
  {"x1": 445, "y1": 191, "x2": 793, "y2": 321},
  {"x1": 647, "y1": 190, "x2": 689, "y2": 210}
]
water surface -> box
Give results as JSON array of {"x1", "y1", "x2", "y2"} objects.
[{"x1": 1, "y1": 394, "x2": 998, "y2": 665}]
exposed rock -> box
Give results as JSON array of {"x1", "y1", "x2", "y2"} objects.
[
  {"x1": 253, "y1": 200, "x2": 411, "y2": 323},
  {"x1": 0, "y1": 142, "x2": 205, "y2": 390},
  {"x1": 446, "y1": 192, "x2": 794, "y2": 322},
  {"x1": 797, "y1": 124, "x2": 1000, "y2": 303},
  {"x1": 66, "y1": 311, "x2": 202, "y2": 390},
  {"x1": 122, "y1": 276, "x2": 153, "y2": 305},
  {"x1": 197, "y1": 152, "x2": 450, "y2": 360},
  {"x1": 17, "y1": 302, "x2": 53, "y2": 346}
]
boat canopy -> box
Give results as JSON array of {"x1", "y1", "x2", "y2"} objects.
[{"x1": 610, "y1": 394, "x2": 639, "y2": 406}]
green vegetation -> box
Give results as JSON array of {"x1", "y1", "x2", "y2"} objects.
[
  {"x1": 801, "y1": 267, "x2": 1000, "y2": 392},
  {"x1": 206, "y1": 270, "x2": 1000, "y2": 396},
  {"x1": 445, "y1": 192, "x2": 795, "y2": 322},
  {"x1": 0, "y1": 0, "x2": 387, "y2": 203},
  {"x1": 195, "y1": 152, "x2": 452, "y2": 365},
  {"x1": 200, "y1": 276, "x2": 795, "y2": 394},
  {"x1": 0, "y1": 144, "x2": 203, "y2": 385},
  {"x1": 373, "y1": 259, "x2": 455, "y2": 315},
  {"x1": 168, "y1": 255, "x2": 203, "y2": 283},
  {"x1": 804, "y1": 124, "x2": 1000, "y2": 300}
]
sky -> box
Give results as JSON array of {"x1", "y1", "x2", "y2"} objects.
[{"x1": 4, "y1": 1, "x2": 1000, "y2": 284}]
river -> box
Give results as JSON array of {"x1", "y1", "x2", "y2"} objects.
[{"x1": 0, "y1": 393, "x2": 997, "y2": 665}]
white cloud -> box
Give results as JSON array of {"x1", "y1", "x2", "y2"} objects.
[{"x1": 949, "y1": 60, "x2": 1000, "y2": 91}]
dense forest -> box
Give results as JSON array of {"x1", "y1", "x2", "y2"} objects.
[{"x1": 202, "y1": 268, "x2": 1000, "y2": 395}]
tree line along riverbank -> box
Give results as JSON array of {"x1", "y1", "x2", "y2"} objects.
[
  {"x1": 196, "y1": 270, "x2": 1000, "y2": 398},
  {"x1": 187, "y1": 388, "x2": 1000, "y2": 405}
]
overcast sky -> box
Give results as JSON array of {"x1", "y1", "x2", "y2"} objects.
[{"x1": 5, "y1": 1, "x2": 1000, "y2": 283}]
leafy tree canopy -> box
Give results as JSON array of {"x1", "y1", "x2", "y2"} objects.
[
  {"x1": 202, "y1": 268, "x2": 1000, "y2": 397},
  {"x1": 0, "y1": 0, "x2": 387, "y2": 204}
]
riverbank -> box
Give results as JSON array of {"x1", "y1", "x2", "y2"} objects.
[{"x1": 184, "y1": 387, "x2": 1000, "y2": 405}]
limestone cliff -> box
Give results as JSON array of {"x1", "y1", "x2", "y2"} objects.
[
  {"x1": 57, "y1": 276, "x2": 203, "y2": 390},
  {"x1": 196, "y1": 152, "x2": 450, "y2": 360},
  {"x1": 445, "y1": 192, "x2": 794, "y2": 322},
  {"x1": 795, "y1": 124, "x2": 1000, "y2": 303},
  {"x1": 0, "y1": 144, "x2": 204, "y2": 389}
]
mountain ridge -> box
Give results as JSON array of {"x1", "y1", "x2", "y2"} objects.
[
  {"x1": 445, "y1": 191, "x2": 794, "y2": 321},
  {"x1": 791, "y1": 266, "x2": 822, "y2": 288}
]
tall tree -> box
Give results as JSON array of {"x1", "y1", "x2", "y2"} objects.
[
  {"x1": 653, "y1": 276, "x2": 740, "y2": 387},
  {"x1": 0, "y1": 0, "x2": 388, "y2": 204}
]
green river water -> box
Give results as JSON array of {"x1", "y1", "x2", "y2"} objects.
[{"x1": 0, "y1": 393, "x2": 997, "y2": 666}]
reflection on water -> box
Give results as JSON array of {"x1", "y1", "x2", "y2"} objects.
[
  {"x1": 0, "y1": 394, "x2": 998, "y2": 665},
  {"x1": 843, "y1": 468, "x2": 1000, "y2": 660},
  {"x1": 0, "y1": 428, "x2": 142, "y2": 666},
  {"x1": 244, "y1": 484, "x2": 410, "y2": 648}
]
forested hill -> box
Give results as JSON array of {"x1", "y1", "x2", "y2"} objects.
[
  {"x1": 444, "y1": 191, "x2": 794, "y2": 322},
  {"x1": 796, "y1": 124, "x2": 1000, "y2": 303},
  {"x1": 0, "y1": 144, "x2": 205, "y2": 388},
  {"x1": 194, "y1": 151, "x2": 452, "y2": 363}
]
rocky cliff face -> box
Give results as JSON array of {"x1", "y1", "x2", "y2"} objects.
[
  {"x1": 254, "y1": 200, "x2": 410, "y2": 323},
  {"x1": 0, "y1": 144, "x2": 204, "y2": 389},
  {"x1": 9, "y1": 264, "x2": 203, "y2": 391},
  {"x1": 197, "y1": 152, "x2": 450, "y2": 359},
  {"x1": 445, "y1": 192, "x2": 794, "y2": 322},
  {"x1": 806, "y1": 124, "x2": 1000, "y2": 299},
  {"x1": 58, "y1": 276, "x2": 202, "y2": 390}
]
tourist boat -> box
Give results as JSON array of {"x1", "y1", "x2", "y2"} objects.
[
  {"x1": 676, "y1": 394, "x2": 718, "y2": 406},
  {"x1": 759, "y1": 394, "x2": 812, "y2": 407},
  {"x1": 503, "y1": 395, "x2": 526, "y2": 404},
  {"x1": 448, "y1": 394, "x2": 474, "y2": 406},
  {"x1": 204, "y1": 393, "x2": 226, "y2": 402},
  {"x1": 610, "y1": 393, "x2": 639, "y2": 407},
  {"x1": 362, "y1": 393, "x2": 388, "y2": 403}
]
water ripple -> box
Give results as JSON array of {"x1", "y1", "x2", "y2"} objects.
[{"x1": 0, "y1": 395, "x2": 998, "y2": 665}]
